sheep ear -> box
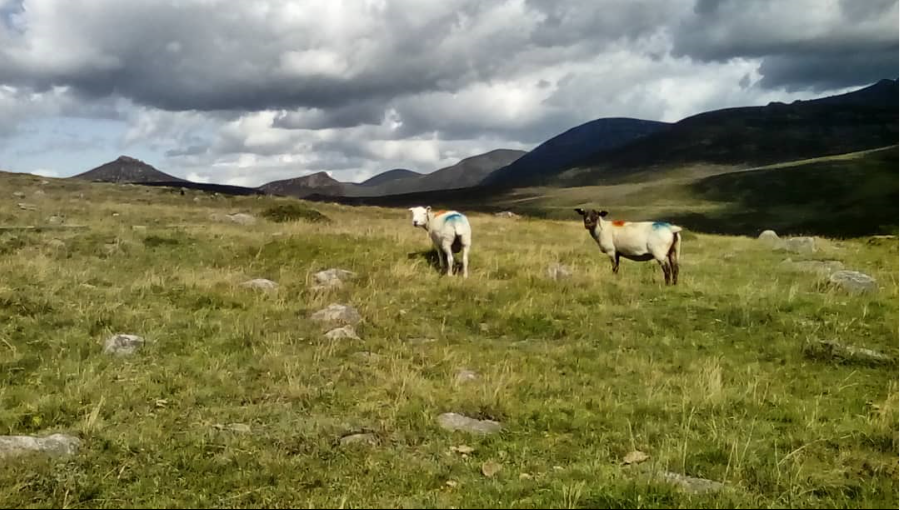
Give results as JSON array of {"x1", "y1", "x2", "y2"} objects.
[
  {"x1": 425, "y1": 206, "x2": 431, "y2": 212},
  {"x1": 574, "y1": 208, "x2": 585, "y2": 216},
  {"x1": 599, "y1": 210, "x2": 608, "y2": 218}
]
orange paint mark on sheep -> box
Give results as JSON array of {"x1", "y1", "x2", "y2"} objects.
[{"x1": 612, "y1": 220, "x2": 626, "y2": 227}]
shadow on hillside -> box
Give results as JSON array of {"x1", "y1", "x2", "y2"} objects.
[{"x1": 407, "y1": 249, "x2": 468, "y2": 274}]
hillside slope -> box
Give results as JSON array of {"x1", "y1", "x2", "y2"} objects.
[
  {"x1": 482, "y1": 118, "x2": 670, "y2": 188},
  {"x1": 258, "y1": 171, "x2": 345, "y2": 198},
  {"x1": 560, "y1": 79, "x2": 899, "y2": 186},
  {"x1": 72, "y1": 156, "x2": 184, "y2": 183},
  {"x1": 359, "y1": 169, "x2": 421, "y2": 187}
]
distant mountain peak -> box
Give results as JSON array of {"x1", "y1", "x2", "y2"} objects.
[{"x1": 71, "y1": 155, "x2": 183, "y2": 184}]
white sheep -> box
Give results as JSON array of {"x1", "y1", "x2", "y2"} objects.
[
  {"x1": 574, "y1": 208, "x2": 683, "y2": 285},
  {"x1": 408, "y1": 206, "x2": 472, "y2": 278}
]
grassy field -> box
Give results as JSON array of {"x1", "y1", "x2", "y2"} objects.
[{"x1": 0, "y1": 172, "x2": 897, "y2": 508}]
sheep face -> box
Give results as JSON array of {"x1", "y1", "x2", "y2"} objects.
[
  {"x1": 408, "y1": 206, "x2": 431, "y2": 229},
  {"x1": 574, "y1": 208, "x2": 608, "y2": 231}
]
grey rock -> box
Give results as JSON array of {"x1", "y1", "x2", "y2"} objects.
[
  {"x1": 408, "y1": 337, "x2": 437, "y2": 345},
  {"x1": 547, "y1": 263, "x2": 573, "y2": 281},
  {"x1": 47, "y1": 215, "x2": 65, "y2": 225},
  {"x1": 781, "y1": 258, "x2": 844, "y2": 275},
  {"x1": 340, "y1": 433, "x2": 377, "y2": 447},
  {"x1": 654, "y1": 471, "x2": 725, "y2": 494},
  {"x1": 437, "y1": 413, "x2": 501, "y2": 435},
  {"x1": 311, "y1": 304, "x2": 361, "y2": 325},
  {"x1": 829, "y1": 270, "x2": 877, "y2": 294},
  {"x1": 240, "y1": 278, "x2": 279, "y2": 291},
  {"x1": 782, "y1": 237, "x2": 817, "y2": 253},
  {"x1": 312, "y1": 268, "x2": 356, "y2": 291},
  {"x1": 12, "y1": 191, "x2": 25, "y2": 198},
  {"x1": 758, "y1": 229, "x2": 779, "y2": 242},
  {"x1": 17, "y1": 203, "x2": 37, "y2": 211},
  {"x1": 455, "y1": 369, "x2": 479, "y2": 383},
  {"x1": 803, "y1": 340, "x2": 892, "y2": 366},
  {"x1": 494, "y1": 211, "x2": 521, "y2": 219},
  {"x1": 103, "y1": 334, "x2": 146, "y2": 356},
  {"x1": 324, "y1": 326, "x2": 360, "y2": 341},
  {"x1": 33, "y1": 190, "x2": 45, "y2": 197},
  {"x1": 0, "y1": 434, "x2": 81, "y2": 459}
]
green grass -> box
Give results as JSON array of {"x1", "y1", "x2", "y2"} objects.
[{"x1": 0, "y1": 172, "x2": 897, "y2": 508}]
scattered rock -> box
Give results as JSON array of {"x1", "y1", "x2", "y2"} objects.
[
  {"x1": 455, "y1": 369, "x2": 479, "y2": 384},
  {"x1": 132, "y1": 225, "x2": 147, "y2": 232},
  {"x1": 33, "y1": 189, "x2": 46, "y2": 197},
  {"x1": 782, "y1": 237, "x2": 817, "y2": 253},
  {"x1": 519, "y1": 473, "x2": 533, "y2": 480},
  {"x1": 12, "y1": 191, "x2": 25, "y2": 198},
  {"x1": 340, "y1": 433, "x2": 377, "y2": 447},
  {"x1": 47, "y1": 215, "x2": 65, "y2": 225},
  {"x1": 324, "y1": 326, "x2": 360, "y2": 341},
  {"x1": 240, "y1": 278, "x2": 279, "y2": 291},
  {"x1": 311, "y1": 304, "x2": 362, "y2": 325},
  {"x1": 481, "y1": 460, "x2": 502, "y2": 478},
  {"x1": 210, "y1": 213, "x2": 257, "y2": 225},
  {"x1": 758, "y1": 229, "x2": 779, "y2": 242},
  {"x1": 112, "y1": 212, "x2": 120, "y2": 217},
  {"x1": 0, "y1": 434, "x2": 81, "y2": 459},
  {"x1": 312, "y1": 268, "x2": 357, "y2": 290},
  {"x1": 653, "y1": 471, "x2": 725, "y2": 495},
  {"x1": 546, "y1": 263, "x2": 573, "y2": 281},
  {"x1": 494, "y1": 211, "x2": 521, "y2": 219},
  {"x1": 445, "y1": 480, "x2": 459, "y2": 488},
  {"x1": 103, "y1": 334, "x2": 146, "y2": 356},
  {"x1": 451, "y1": 445, "x2": 475, "y2": 455},
  {"x1": 193, "y1": 196, "x2": 202, "y2": 203},
  {"x1": 781, "y1": 258, "x2": 844, "y2": 275},
  {"x1": 437, "y1": 413, "x2": 501, "y2": 436},
  {"x1": 408, "y1": 337, "x2": 437, "y2": 345},
  {"x1": 803, "y1": 340, "x2": 892, "y2": 366},
  {"x1": 623, "y1": 450, "x2": 650, "y2": 465},
  {"x1": 213, "y1": 423, "x2": 252, "y2": 434},
  {"x1": 17, "y1": 203, "x2": 37, "y2": 211},
  {"x1": 828, "y1": 270, "x2": 877, "y2": 294}
]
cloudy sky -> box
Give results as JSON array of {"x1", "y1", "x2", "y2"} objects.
[{"x1": 0, "y1": 0, "x2": 896, "y2": 186}]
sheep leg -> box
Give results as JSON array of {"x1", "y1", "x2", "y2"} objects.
[
  {"x1": 608, "y1": 253, "x2": 619, "y2": 275},
  {"x1": 441, "y1": 241, "x2": 455, "y2": 276},
  {"x1": 461, "y1": 244, "x2": 470, "y2": 278},
  {"x1": 658, "y1": 259, "x2": 671, "y2": 285},
  {"x1": 669, "y1": 254, "x2": 679, "y2": 285}
]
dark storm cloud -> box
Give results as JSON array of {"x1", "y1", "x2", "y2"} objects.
[{"x1": 673, "y1": 0, "x2": 898, "y2": 90}]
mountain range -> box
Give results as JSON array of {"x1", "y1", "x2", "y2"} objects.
[{"x1": 67, "y1": 79, "x2": 897, "y2": 206}]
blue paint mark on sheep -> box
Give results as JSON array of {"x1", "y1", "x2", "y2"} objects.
[
  {"x1": 442, "y1": 213, "x2": 464, "y2": 223},
  {"x1": 652, "y1": 221, "x2": 670, "y2": 230}
]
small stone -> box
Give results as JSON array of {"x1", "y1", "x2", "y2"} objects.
[
  {"x1": 623, "y1": 450, "x2": 650, "y2": 465},
  {"x1": 455, "y1": 369, "x2": 479, "y2": 384},
  {"x1": 519, "y1": 473, "x2": 533, "y2": 480},
  {"x1": 782, "y1": 237, "x2": 817, "y2": 253},
  {"x1": 47, "y1": 215, "x2": 65, "y2": 225},
  {"x1": 0, "y1": 434, "x2": 81, "y2": 459},
  {"x1": 240, "y1": 278, "x2": 279, "y2": 291},
  {"x1": 324, "y1": 326, "x2": 360, "y2": 341},
  {"x1": 481, "y1": 460, "x2": 502, "y2": 478},
  {"x1": 437, "y1": 413, "x2": 501, "y2": 436},
  {"x1": 132, "y1": 225, "x2": 147, "y2": 231},
  {"x1": 314, "y1": 268, "x2": 357, "y2": 285},
  {"x1": 409, "y1": 337, "x2": 437, "y2": 345},
  {"x1": 12, "y1": 191, "x2": 25, "y2": 198},
  {"x1": 803, "y1": 340, "x2": 892, "y2": 366},
  {"x1": 103, "y1": 334, "x2": 146, "y2": 356},
  {"x1": 654, "y1": 471, "x2": 726, "y2": 495},
  {"x1": 828, "y1": 270, "x2": 877, "y2": 294},
  {"x1": 445, "y1": 480, "x2": 458, "y2": 488},
  {"x1": 193, "y1": 196, "x2": 202, "y2": 203},
  {"x1": 33, "y1": 190, "x2": 45, "y2": 197},
  {"x1": 494, "y1": 211, "x2": 521, "y2": 219},
  {"x1": 312, "y1": 304, "x2": 362, "y2": 325},
  {"x1": 450, "y1": 445, "x2": 475, "y2": 455},
  {"x1": 112, "y1": 212, "x2": 120, "y2": 217},
  {"x1": 17, "y1": 203, "x2": 36, "y2": 211},
  {"x1": 547, "y1": 263, "x2": 572, "y2": 281},
  {"x1": 340, "y1": 433, "x2": 377, "y2": 447}
]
